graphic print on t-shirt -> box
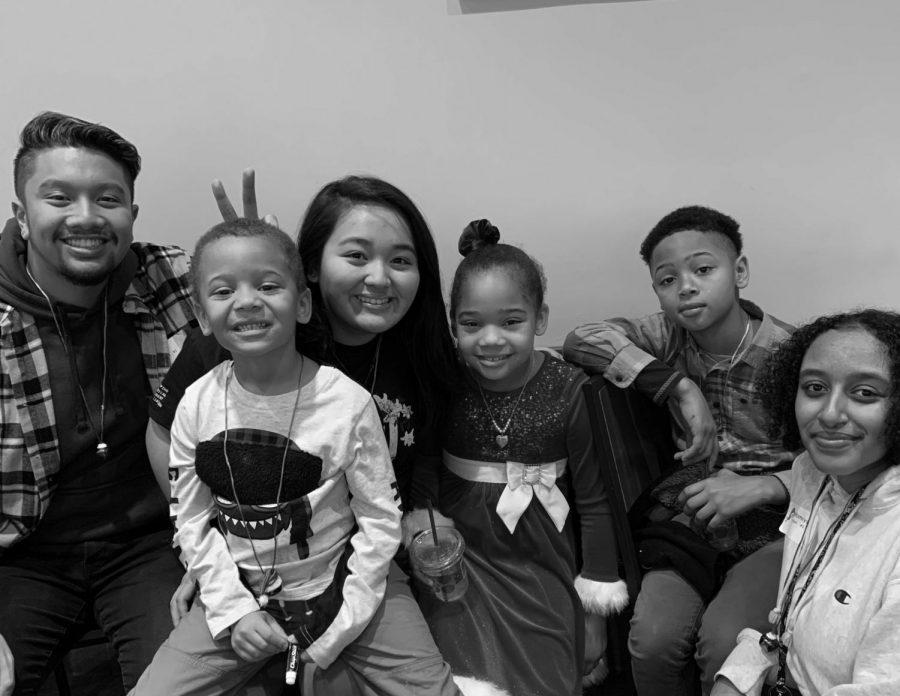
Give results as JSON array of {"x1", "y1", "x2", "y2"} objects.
[
  {"x1": 372, "y1": 392, "x2": 413, "y2": 459},
  {"x1": 194, "y1": 428, "x2": 323, "y2": 560}
]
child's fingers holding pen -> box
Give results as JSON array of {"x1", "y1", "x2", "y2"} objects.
[{"x1": 232, "y1": 611, "x2": 290, "y2": 661}]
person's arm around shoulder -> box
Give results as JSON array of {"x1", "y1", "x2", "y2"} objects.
[
  {"x1": 304, "y1": 397, "x2": 402, "y2": 669},
  {"x1": 564, "y1": 316, "x2": 718, "y2": 464},
  {"x1": 563, "y1": 313, "x2": 672, "y2": 386}
]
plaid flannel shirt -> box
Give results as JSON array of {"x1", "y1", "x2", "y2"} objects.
[
  {"x1": 565, "y1": 299, "x2": 795, "y2": 472},
  {"x1": 0, "y1": 243, "x2": 196, "y2": 552}
]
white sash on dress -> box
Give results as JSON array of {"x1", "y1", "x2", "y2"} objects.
[{"x1": 443, "y1": 451, "x2": 570, "y2": 533}]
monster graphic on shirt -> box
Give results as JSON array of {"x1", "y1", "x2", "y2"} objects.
[{"x1": 194, "y1": 428, "x2": 324, "y2": 562}]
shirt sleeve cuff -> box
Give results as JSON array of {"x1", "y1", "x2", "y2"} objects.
[
  {"x1": 714, "y1": 628, "x2": 779, "y2": 694},
  {"x1": 604, "y1": 345, "x2": 657, "y2": 388},
  {"x1": 207, "y1": 599, "x2": 262, "y2": 641}
]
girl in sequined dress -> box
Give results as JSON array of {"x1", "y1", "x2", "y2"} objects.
[{"x1": 416, "y1": 220, "x2": 628, "y2": 696}]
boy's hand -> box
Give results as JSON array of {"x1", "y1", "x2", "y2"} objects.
[
  {"x1": 679, "y1": 469, "x2": 787, "y2": 527},
  {"x1": 212, "y1": 168, "x2": 279, "y2": 227},
  {"x1": 668, "y1": 377, "x2": 718, "y2": 466},
  {"x1": 169, "y1": 572, "x2": 198, "y2": 627},
  {"x1": 231, "y1": 611, "x2": 291, "y2": 662}
]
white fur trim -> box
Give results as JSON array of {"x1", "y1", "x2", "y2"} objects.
[
  {"x1": 575, "y1": 576, "x2": 629, "y2": 615},
  {"x1": 400, "y1": 508, "x2": 455, "y2": 548},
  {"x1": 453, "y1": 675, "x2": 512, "y2": 696},
  {"x1": 582, "y1": 655, "x2": 610, "y2": 687}
]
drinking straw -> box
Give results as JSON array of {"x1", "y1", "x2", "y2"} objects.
[{"x1": 426, "y1": 499, "x2": 439, "y2": 545}]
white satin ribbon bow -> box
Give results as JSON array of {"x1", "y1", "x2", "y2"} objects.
[
  {"x1": 496, "y1": 460, "x2": 570, "y2": 534},
  {"x1": 442, "y1": 452, "x2": 570, "y2": 534}
]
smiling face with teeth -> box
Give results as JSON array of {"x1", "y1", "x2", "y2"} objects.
[
  {"x1": 194, "y1": 234, "x2": 312, "y2": 369},
  {"x1": 454, "y1": 269, "x2": 549, "y2": 392},
  {"x1": 310, "y1": 205, "x2": 420, "y2": 346},
  {"x1": 13, "y1": 147, "x2": 138, "y2": 307}
]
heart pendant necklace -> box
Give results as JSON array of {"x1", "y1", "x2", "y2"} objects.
[{"x1": 474, "y1": 354, "x2": 535, "y2": 450}]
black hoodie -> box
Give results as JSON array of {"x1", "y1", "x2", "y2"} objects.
[{"x1": 0, "y1": 218, "x2": 170, "y2": 544}]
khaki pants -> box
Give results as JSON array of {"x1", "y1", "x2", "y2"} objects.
[{"x1": 132, "y1": 562, "x2": 461, "y2": 696}]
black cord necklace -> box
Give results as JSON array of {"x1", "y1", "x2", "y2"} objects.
[
  {"x1": 26, "y1": 266, "x2": 110, "y2": 459},
  {"x1": 222, "y1": 358, "x2": 304, "y2": 609}
]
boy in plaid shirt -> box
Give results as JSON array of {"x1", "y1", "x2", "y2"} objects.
[{"x1": 564, "y1": 205, "x2": 794, "y2": 696}]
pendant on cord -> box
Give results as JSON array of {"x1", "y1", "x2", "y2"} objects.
[
  {"x1": 97, "y1": 442, "x2": 109, "y2": 459},
  {"x1": 257, "y1": 569, "x2": 283, "y2": 609},
  {"x1": 495, "y1": 434, "x2": 509, "y2": 449}
]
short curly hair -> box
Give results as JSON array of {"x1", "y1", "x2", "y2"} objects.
[
  {"x1": 639, "y1": 205, "x2": 742, "y2": 265},
  {"x1": 757, "y1": 309, "x2": 900, "y2": 460}
]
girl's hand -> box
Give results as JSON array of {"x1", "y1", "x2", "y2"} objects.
[
  {"x1": 211, "y1": 168, "x2": 279, "y2": 227},
  {"x1": 169, "y1": 572, "x2": 198, "y2": 627},
  {"x1": 230, "y1": 611, "x2": 291, "y2": 662},
  {"x1": 583, "y1": 613, "x2": 607, "y2": 675}
]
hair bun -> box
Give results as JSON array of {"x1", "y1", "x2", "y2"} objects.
[{"x1": 459, "y1": 219, "x2": 500, "y2": 257}]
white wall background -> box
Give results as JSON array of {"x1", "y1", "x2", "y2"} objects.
[{"x1": 1, "y1": 0, "x2": 898, "y2": 345}]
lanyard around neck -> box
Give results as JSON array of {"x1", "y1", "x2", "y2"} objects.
[
  {"x1": 761, "y1": 477, "x2": 866, "y2": 694},
  {"x1": 777, "y1": 479, "x2": 865, "y2": 637}
]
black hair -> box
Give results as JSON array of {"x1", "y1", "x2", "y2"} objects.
[
  {"x1": 191, "y1": 218, "x2": 329, "y2": 362},
  {"x1": 757, "y1": 309, "x2": 900, "y2": 461},
  {"x1": 640, "y1": 205, "x2": 742, "y2": 265},
  {"x1": 449, "y1": 219, "x2": 547, "y2": 326},
  {"x1": 13, "y1": 111, "x2": 141, "y2": 200},
  {"x1": 296, "y1": 175, "x2": 459, "y2": 428}
]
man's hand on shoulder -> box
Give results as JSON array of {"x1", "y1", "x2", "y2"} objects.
[
  {"x1": 212, "y1": 169, "x2": 279, "y2": 227},
  {"x1": 667, "y1": 377, "x2": 718, "y2": 466}
]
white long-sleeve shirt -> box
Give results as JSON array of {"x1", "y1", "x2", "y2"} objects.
[{"x1": 170, "y1": 362, "x2": 401, "y2": 668}]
